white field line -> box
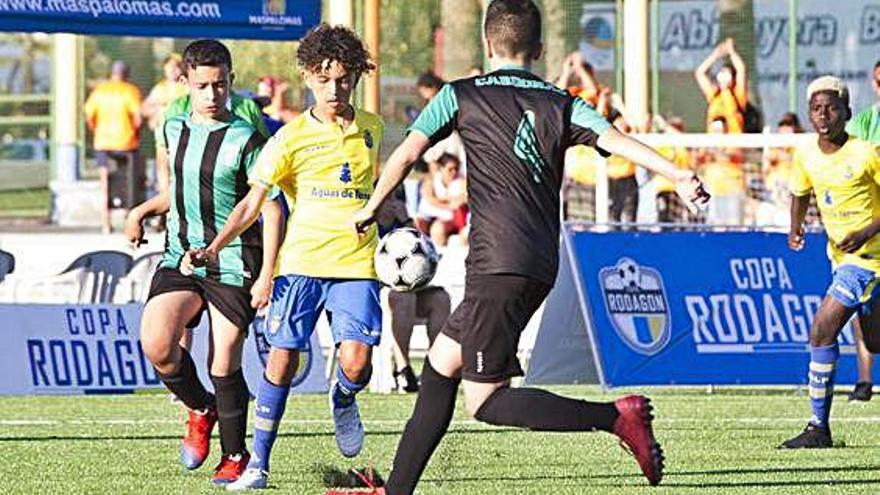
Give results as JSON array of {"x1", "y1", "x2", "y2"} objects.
[{"x1": 5, "y1": 417, "x2": 880, "y2": 427}]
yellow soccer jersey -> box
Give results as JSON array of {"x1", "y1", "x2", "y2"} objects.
[
  {"x1": 250, "y1": 109, "x2": 384, "y2": 279},
  {"x1": 790, "y1": 136, "x2": 880, "y2": 272}
]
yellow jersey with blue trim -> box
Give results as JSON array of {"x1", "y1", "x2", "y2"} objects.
[
  {"x1": 250, "y1": 108, "x2": 384, "y2": 279},
  {"x1": 790, "y1": 136, "x2": 880, "y2": 272}
]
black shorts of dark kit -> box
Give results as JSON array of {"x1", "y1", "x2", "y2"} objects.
[
  {"x1": 146, "y1": 267, "x2": 255, "y2": 331},
  {"x1": 441, "y1": 273, "x2": 551, "y2": 383}
]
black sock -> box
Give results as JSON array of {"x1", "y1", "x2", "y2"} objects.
[
  {"x1": 156, "y1": 348, "x2": 214, "y2": 411},
  {"x1": 385, "y1": 360, "x2": 460, "y2": 495},
  {"x1": 211, "y1": 369, "x2": 250, "y2": 456},
  {"x1": 474, "y1": 387, "x2": 619, "y2": 432}
]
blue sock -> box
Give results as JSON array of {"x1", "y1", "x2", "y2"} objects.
[
  {"x1": 250, "y1": 375, "x2": 290, "y2": 472},
  {"x1": 332, "y1": 365, "x2": 370, "y2": 408},
  {"x1": 808, "y1": 343, "x2": 839, "y2": 427}
]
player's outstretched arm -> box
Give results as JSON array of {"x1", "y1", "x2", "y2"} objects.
[
  {"x1": 596, "y1": 127, "x2": 710, "y2": 209},
  {"x1": 124, "y1": 191, "x2": 170, "y2": 248},
  {"x1": 181, "y1": 185, "x2": 269, "y2": 274},
  {"x1": 353, "y1": 131, "x2": 431, "y2": 233},
  {"x1": 788, "y1": 193, "x2": 810, "y2": 251},
  {"x1": 251, "y1": 198, "x2": 284, "y2": 309}
]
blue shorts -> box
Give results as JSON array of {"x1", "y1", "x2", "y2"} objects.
[
  {"x1": 827, "y1": 264, "x2": 880, "y2": 314},
  {"x1": 264, "y1": 275, "x2": 382, "y2": 350}
]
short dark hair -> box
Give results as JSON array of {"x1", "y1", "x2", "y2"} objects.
[
  {"x1": 777, "y1": 111, "x2": 802, "y2": 132},
  {"x1": 437, "y1": 153, "x2": 460, "y2": 167},
  {"x1": 484, "y1": 0, "x2": 542, "y2": 58},
  {"x1": 416, "y1": 71, "x2": 444, "y2": 90},
  {"x1": 297, "y1": 23, "x2": 375, "y2": 77},
  {"x1": 182, "y1": 39, "x2": 232, "y2": 74},
  {"x1": 874, "y1": 60, "x2": 880, "y2": 71}
]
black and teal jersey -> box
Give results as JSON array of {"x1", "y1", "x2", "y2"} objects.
[
  {"x1": 410, "y1": 66, "x2": 611, "y2": 284},
  {"x1": 161, "y1": 113, "x2": 266, "y2": 287}
]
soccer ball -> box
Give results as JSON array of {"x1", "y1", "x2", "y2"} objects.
[
  {"x1": 374, "y1": 227, "x2": 439, "y2": 291},
  {"x1": 617, "y1": 259, "x2": 641, "y2": 290}
]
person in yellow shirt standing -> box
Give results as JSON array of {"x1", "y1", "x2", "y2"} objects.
[
  {"x1": 652, "y1": 117, "x2": 692, "y2": 225},
  {"x1": 182, "y1": 24, "x2": 383, "y2": 490},
  {"x1": 141, "y1": 54, "x2": 187, "y2": 132},
  {"x1": 781, "y1": 76, "x2": 880, "y2": 449},
  {"x1": 84, "y1": 60, "x2": 143, "y2": 233}
]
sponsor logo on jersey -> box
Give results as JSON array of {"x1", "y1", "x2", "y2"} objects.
[
  {"x1": 599, "y1": 257, "x2": 671, "y2": 355},
  {"x1": 363, "y1": 130, "x2": 374, "y2": 149}
]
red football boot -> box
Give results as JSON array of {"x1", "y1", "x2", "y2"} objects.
[
  {"x1": 180, "y1": 407, "x2": 217, "y2": 470},
  {"x1": 211, "y1": 452, "x2": 251, "y2": 485},
  {"x1": 612, "y1": 395, "x2": 665, "y2": 486}
]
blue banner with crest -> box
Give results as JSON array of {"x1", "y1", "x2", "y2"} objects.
[
  {"x1": 0, "y1": 0, "x2": 320, "y2": 41},
  {"x1": 568, "y1": 229, "x2": 873, "y2": 387}
]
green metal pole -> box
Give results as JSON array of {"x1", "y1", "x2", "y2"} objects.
[
  {"x1": 615, "y1": 0, "x2": 623, "y2": 94},
  {"x1": 650, "y1": 0, "x2": 659, "y2": 121},
  {"x1": 788, "y1": 0, "x2": 798, "y2": 112}
]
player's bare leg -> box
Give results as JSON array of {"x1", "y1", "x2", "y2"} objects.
[
  {"x1": 850, "y1": 319, "x2": 874, "y2": 401},
  {"x1": 98, "y1": 166, "x2": 112, "y2": 233},
  {"x1": 141, "y1": 291, "x2": 217, "y2": 469},
  {"x1": 206, "y1": 303, "x2": 250, "y2": 485},
  {"x1": 330, "y1": 341, "x2": 373, "y2": 457},
  {"x1": 389, "y1": 292, "x2": 419, "y2": 392},
  {"x1": 781, "y1": 295, "x2": 855, "y2": 448}
]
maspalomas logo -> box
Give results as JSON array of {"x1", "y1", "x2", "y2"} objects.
[{"x1": 599, "y1": 257, "x2": 671, "y2": 355}]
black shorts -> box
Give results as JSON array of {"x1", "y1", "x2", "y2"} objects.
[
  {"x1": 146, "y1": 267, "x2": 255, "y2": 331},
  {"x1": 442, "y1": 273, "x2": 551, "y2": 383}
]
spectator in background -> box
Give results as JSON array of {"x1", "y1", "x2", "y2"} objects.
[
  {"x1": 652, "y1": 116, "x2": 692, "y2": 224},
  {"x1": 141, "y1": 54, "x2": 186, "y2": 132},
  {"x1": 843, "y1": 60, "x2": 880, "y2": 402},
  {"x1": 556, "y1": 51, "x2": 611, "y2": 117},
  {"x1": 417, "y1": 70, "x2": 467, "y2": 174},
  {"x1": 417, "y1": 152, "x2": 468, "y2": 247},
  {"x1": 847, "y1": 60, "x2": 880, "y2": 144},
  {"x1": 257, "y1": 76, "x2": 298, "y2": 123},
  {"x1": 695, "y1": 38, "x2": 748, "y2": 134},
  {"x1": 375, "y1": 184, "x2": 451, "y2": 393},
  {"x1": 416, "y1": 71, "x2": 445, "y2": 102},
  {"x1": 563, "y1": 144, "x2": 599, "y2": 222},
  {"x1": 700, "y1": 116, "x2": 745, "y2": 225},
  {"x1": 756, "y1": 112, "x2": 803, "y2": 226},
  {"x1": 84, "y1": 60, "x2": 143, "y2": 233},
  {"x1": 606, "y1": 110, "x2": 639, "y2": 226}
]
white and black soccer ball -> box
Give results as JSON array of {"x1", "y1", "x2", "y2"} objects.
[
  {"x1": 617, "y1": 259, "x2": 641, "y2": 290},
  {"x1": 375, "y1": 227, "x2": 439, "y2": 291}
]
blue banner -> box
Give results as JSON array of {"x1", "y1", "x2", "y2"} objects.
[
  {"x1": 0, "y1": 0, "x2": 320, "y2": 40},
  {"x1": 569, "y1": 230, "x2": 871, "y2": 387}
]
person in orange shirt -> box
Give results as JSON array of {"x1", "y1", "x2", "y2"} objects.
[
  {"x1": 652, "y1": 117, "x2": 693, "y2": 224},
  {"x1": 700, "y1": 117, "x2": 746, "y2": 225},
  {"x1": 84, "y1": 60, "x2": 143, "y2": 233},
  {"x1": 606, "y1": 111, "x2": 639, "y2": 226},
  {"x1": 556, "y1": 51, "x2": 611, "y2": 117},
  {"x1": 695, "y1": 38, "x2": 748, "y2": 134}
]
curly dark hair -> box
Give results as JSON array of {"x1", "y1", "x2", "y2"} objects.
[{"x1": 297, "y1": 24, "x2": 375, "y2": 77}]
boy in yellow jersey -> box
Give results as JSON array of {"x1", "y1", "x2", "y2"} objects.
[
  {"x1": 182, "y1": 24, "x2": 383, "y2": 490},
  {"x1": 781, "y1": 76, "x2": 880, "y2": 449}
]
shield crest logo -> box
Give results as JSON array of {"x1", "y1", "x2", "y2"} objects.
[{"x1": 598, "y1": 257, "x2": 671, "y2": 355}]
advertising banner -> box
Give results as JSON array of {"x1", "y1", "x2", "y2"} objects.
[
  {"x1": 568, "y1": 230, "x2": 869, "y2": 387},
  {"x1": 0, "y1": 0, "x2": 320, "y2": 41},
  {"x1": 0, "y1": 303, "x2": 327, "y2": 395}
]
